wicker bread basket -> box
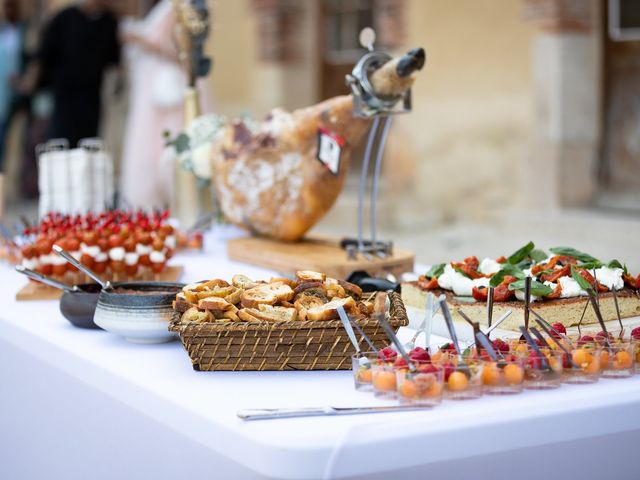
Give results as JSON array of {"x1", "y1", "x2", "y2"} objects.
[{"x1": 169, "y1": 291, "x2": 408, "y2": 371}]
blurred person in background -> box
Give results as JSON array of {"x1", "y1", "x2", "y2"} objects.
[
  {"x1": 118, "y1": 0, "x2": 189, "y2": 210},
  {"x1": 21, "y1": 0, "x2": 121, "y2": 148},
  {"x1": 0, "y1": 0, "x2": 26, "y2": 217}
]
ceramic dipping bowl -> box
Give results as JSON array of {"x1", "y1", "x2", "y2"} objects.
[
  {"x1": 59, "y1": 283, "x2": 102, "y2": 329},
  {"x1": 94, "y1": 282, "x2": 183, "y2": 344}
]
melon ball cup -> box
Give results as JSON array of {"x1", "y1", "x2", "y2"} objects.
[
  {"x1": 395, "y1": 363, "x2": 445, "y2": 407},
  {"x1": 481, "y1": 356, "x2": 525, "y2": 395},
  {"x1": 442, "y1": 357, "x2": 484, "y2": 401},
  {"x1": 517, "y1": 346, "x2": 564, "y2": 390},
  {"x1": 371, "y1": 360, "x2": 398, "y2": 400},
  {"x1": 599, "y1": 341, "x2": 635, "y2": 379},
  {"x1": 351, "y1": 352, "x2": 375, "y2": 392},
  {"x1": 563, "y1": 339, "x2": 602, "y2": 385}
]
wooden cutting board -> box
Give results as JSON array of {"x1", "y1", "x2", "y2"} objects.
[
  {"x1": 15, "y1": 265, "x2": 184, "y2": 301},
  {"x1": 227, "y1": 236, "x2": 414, "y2": 279}
]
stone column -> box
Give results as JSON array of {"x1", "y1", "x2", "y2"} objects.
[{"x1": 523, "y1": 0, "x2": 602, "y2": 208}]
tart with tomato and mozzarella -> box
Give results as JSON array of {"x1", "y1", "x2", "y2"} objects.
[{"x1": 401, "y1": 242, "x2": 640, "y2": 331}]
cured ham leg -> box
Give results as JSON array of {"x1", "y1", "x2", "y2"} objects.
[{"x1": 211, "y1": 48, "x2": 425, "y2": 242}]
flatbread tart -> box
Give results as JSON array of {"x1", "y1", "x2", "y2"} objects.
[{"x1": 401, "y1": 242, "x2": 640, "y2": 331}]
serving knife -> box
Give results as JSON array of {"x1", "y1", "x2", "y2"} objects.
[{"x1": 238, "y1": 404, "x2": 434, "y2": 421}]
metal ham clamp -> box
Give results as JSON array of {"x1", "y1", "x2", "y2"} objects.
[{"x1": 343, "y1": 28, "x2": 425, "y2": 261}]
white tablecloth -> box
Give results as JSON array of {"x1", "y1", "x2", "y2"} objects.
[{"x1": 2, "y1": 227, "x2": 640, "y2": 480}]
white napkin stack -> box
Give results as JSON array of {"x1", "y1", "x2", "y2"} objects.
[{"x1": 38, "y1": 138, "x2": 114, "y2": 218}]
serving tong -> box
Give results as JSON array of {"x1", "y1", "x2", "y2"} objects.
[
  {"x1": 15, "y1": 265, "x2": 80, "y2": 293},
  {"x1": 52, "y1": 244, "x2": 112, "y2": 290}
]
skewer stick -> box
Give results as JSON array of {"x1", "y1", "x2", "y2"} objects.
[
  {"x1": 487, "y1": 286, "x2": 494, "y2": 328},
  {"x1": 523, "y1": 276, "x2": 532, "y2": 331}
]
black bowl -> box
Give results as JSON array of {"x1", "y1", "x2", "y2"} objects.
[{"x1": 59, "y1": 283, "x2": 103, "y2": 329}]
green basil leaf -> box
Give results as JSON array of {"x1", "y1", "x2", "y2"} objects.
[
  {"x1": 530, "y1": 249, "x2": 548, "y2": 264},
  {"x1": 607, "y1": 259, "x2": 624, "y2": 271},
  {"x1": 507, "y1": 241, "x2": 535, "y2": 265},
  {"x1": 489, "y1": 264, "x2": 526, "y2": 287},
  {"x1": 570, "y1": 265, "x2": 594, "y2": 292},
  {"x1": 507, "y1": 279, "x2": 553, "y2": 297},
  {"x1": 454, "y1": 267, "x2": 472, "y2": 279},
  {"x1": 425, "y1": 263, "x2": 446, "y2": 279},
  {"x1": 550, "y1": 246, "x2": 599, "y2": 263},
  {"x1": 578, "y1": 260, "x2": 603, "y2": 270},
  {"x1": 607, "y1": 259, "x2": 622, "y2": 269}
]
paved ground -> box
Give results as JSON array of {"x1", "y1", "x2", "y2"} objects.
[{"x1": 313, "y1": 206, "x2": 640, "y2": 273}]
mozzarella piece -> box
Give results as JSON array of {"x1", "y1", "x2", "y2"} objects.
[
  {"x1": 21, "y1": 258, "x2": 39, "y2": 270},
  {"x1": 125, "y1": 252, "x2": 139, "y2": 266},
  {"x1": 80, "y1": 243, "x2": 101, "y2": 258},
  {"x1": 165, "y1": 235, "x2": 176, "y2": 249},
  {"x1": 558, "y1": 276, "x2": 589, "y2": 298},
  {"x1": 478, "y1": 258, "x2": 501, "y2": 275},
  {"x1": 108, "y1": 247, "x2": 125, "y2": 261},
  {"x1": 95, "y1": 252, "x2": 108, "y2": 263},
  {"x1": 136, "y1": 243, "x2": 152, "y2": 255},
  {"x1": 590, "y1": 267, "x2": 624, "y2": 291},
  {"x1": 150, "y1": 250, "x2": 166, "y2": 263},
  {"x1": 437, "y1": 264, "x2": 489, "y2": 296}
]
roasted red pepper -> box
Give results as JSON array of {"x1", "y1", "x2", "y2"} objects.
[
  {"x1": 417, "y1": 276, "x2": 439, "y2": 290},
  {"x1": 541, "y1": 265, "x2": 571, "y2": 283},
  {"x1": 472, "y1": 286, "x2": 488, "y2": 301}
]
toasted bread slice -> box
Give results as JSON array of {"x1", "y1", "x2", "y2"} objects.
[
  {"x1": 223, "y1": 287, "x2": 243, "y2": 305},
  {"x1": 338, "y1": 280, "x2": 363, "y2": 300},
  {"x1": 232, "y1": 274, "x2": 257, "y2": 289},
  {"x1": 296, "y1": 270, "x2": 326, "y2": 282},
  {"x1": 241, "y1": 283, "x2": 295, "y2": 308},
  {"x1": 307, "y1": 296, "x2": 357, "y2": 321},
  {"x1": 181, "y1": 307, "x2": 213, "y2": 323},
  {"x1": 254, "y1": 304, "x2": 298, "y2": 322},
  {"x1": 198, "y1": 296, "x2": 234, "y2": 311},
  {"x1": 196, "y1": 285, "x2": 235, "y2": 300},
  {"x1": 173, "y1": 293, "x2": 192, "y2": 313},
  {"x1": 237, "y1": 309, "x2": 262, "y2": 322},
  {"x1": 270, "y1": 276, "x2": 297, "y2": 288}
]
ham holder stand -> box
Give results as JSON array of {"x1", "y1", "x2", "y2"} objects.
[{"x1": 227, "y1": 29, "x2": 417, "y2": 279}]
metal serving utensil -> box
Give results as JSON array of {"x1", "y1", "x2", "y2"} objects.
[
  {"x1": 474, "y1": 330, "x2": 500, "y2": 361},
  {"x1": 457, "y1": 309, "x2": 481, "y2": 352},
  {"x1": 531, "y1": 324, "x2": 578, "y2": 368},
  {"x1": 53, "y1": 244, "x2": 112, "y2": 290},
  {"x1": 404, "y1": 293, "x2": 441, "y2": 351},
  {"x1": 348, "y1": 315, "x2": 379, "y2": 354},
  {"x1": 519, "y1": 326, "x2": 550, "y2": 370},
  {"x1": 15, "y1": 265, "x2": 80, "y2": 293},
  {"x1": 374, "y1": 292, "x2": 416, "y2": 372},
  {"x1": 439, "y1": 297, "x2": 471, "y2": 375},
  {"x1": 528, "y1": 308, "x2": 574, "y2": 348},
  {"x1": 484, "y1": 310, "x2": 512, "y2": 338},
  {"x1": 337, "y1": 306, "x2": 361, "y2": 355},
  {"x1": 238, "y1": 404, "x2": 434, "y2": 421}
]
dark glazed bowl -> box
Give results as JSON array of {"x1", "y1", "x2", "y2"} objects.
[
  {"x1": 94, "y1": 282, "x2": 184, "y2": 344},
  {"x1": 59, "y1": 283, "x2": 103, "y2": 329}
]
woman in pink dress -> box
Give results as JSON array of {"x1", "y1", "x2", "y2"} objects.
[{"x1": 119, "y1": 0, "x2": 191, "y2": 210}]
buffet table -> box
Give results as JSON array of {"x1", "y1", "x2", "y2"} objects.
[{"x1": 2, "y1": 229, "x2": 640, "y2": 480}]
